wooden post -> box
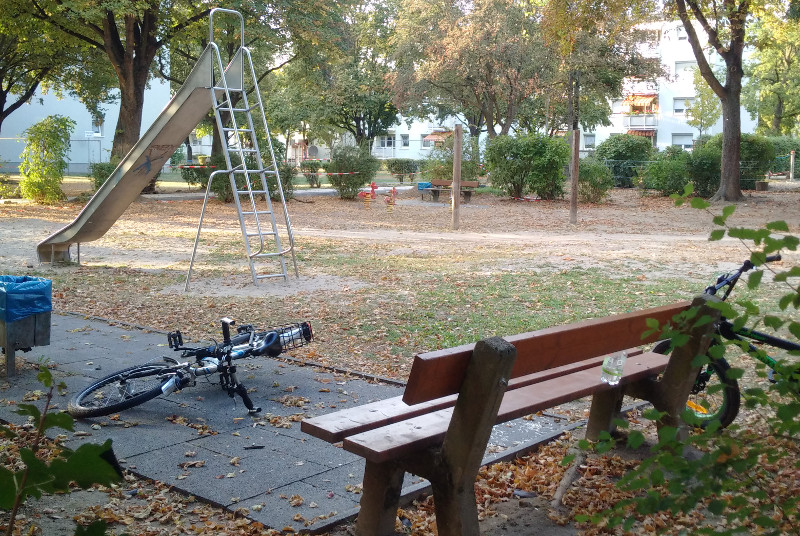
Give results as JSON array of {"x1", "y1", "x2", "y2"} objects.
[
  {"x1": 451, "y1": 125, "x2": 462, "y2": 230},
  {"x1": 431, "y1": 336, "x2": 516, "y2": 536},
  {"x1": 569, "y1": 129, "x2": 580, "y2": 224},
  {"x1": 585, "y1": 387, "x2": 624, "y2": 441},
  {"x1": 635, "y1": 295, "x2": 721, "y2": 439},
  {"x1": 356, "y1": 460, "x2": 405, "y2": 536}
]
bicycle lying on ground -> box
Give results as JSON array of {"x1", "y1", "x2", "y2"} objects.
[
  {"x1": 68, "y1": 318, "x2": 312, "y2": 418},
  {"x1": 654, "y1": 254, "x2": 799, "y2": 429}
]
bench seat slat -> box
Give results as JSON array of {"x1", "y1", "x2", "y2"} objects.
[
  {"x1": 302, "y1": 350, "x2": 645, "y2": 443},
  {"x1": 301, "y1": 394, "x2": 456, "y2": 443},
  {"x1": 344, "y1": 351, "x2": 669, "y2": 463}
]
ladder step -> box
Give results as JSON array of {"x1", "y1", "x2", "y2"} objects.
[
  {"x1": 246, "y1": 232, "x2": 277, "y2": 238},
  {"x1": 236, "y1": 191, "x2": 270, "y2": 196},
  {"x1": 223, "y1": 127, "x2": 254, "y2": 133}
]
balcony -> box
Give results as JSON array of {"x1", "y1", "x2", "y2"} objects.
[{"x1": 623, "y1": 114, "x2": 658, "y2": 129}]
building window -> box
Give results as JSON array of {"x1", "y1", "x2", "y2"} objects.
[
  {"x1": 611, "y1": 99, "x2": 624, "y2": 114},
  {"x1": 584, "y1": 134, "x2": 596, "y2": 149},
  {"x1": 422, "y1": 134, "x2": 434, "y2": 148},
  {"x1": 400, "y1": 134, "x2": 410, "y2": 148},
  {"x1": 675, "y1": 61, "x2": 697, "y2": 77},
  {"x1": 677, "y1": 27, "x2": 688, "y2": 40},
  {"x1": 672, "y1": 133, "x2": 694, "y2": 150},
  {"x1": 378, "y1": 135, "x2": 395, "y2": 148},
  {"x1": 673, "y1": 97, "x2": 695, "y2": 114},
  {"x1": 91, "y1": 117, "x2": 103, "y2": 136}
]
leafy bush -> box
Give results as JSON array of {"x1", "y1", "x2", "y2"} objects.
[
  {"x1": 386, "y1": 158, "x2": 419, "y2": 182},
  {"x1": 688, "y1": 141, "x2": 722, "y2": 198},
  {"x1": 88, "y1": 157, "x2": 121, "y2": 191},
  {"x1": 326, "y1": 145, "x2": 379, "y2": 199},
  {"x1": 702, "y1": 134, "x2": 776, "y2": 190},
  {"x1": 485, "y1": 134, "x2": 569, "y2": 199},
  {"x1": 420, "y1": 138, "x2": 480, "y2": 185},
  {"x1": 299, "y1": 160, "x2": 322, "y2": 188},
  {"x1": 19, "y1": 115, "x2": 76, "y2": 203},
  {"x1": 595, "y1": 134, "x2": 654, "y2": 188},
  {"x1": 577, "y1": 157, "x2": 615, "y2": 203},
  {"x1": 0, "y1": 161, "x2": 17, "y2": 199},
  {"x1": 170, "y1": 146, "x2": 185, "y2": 168},
  {"x1": 641, "y1": 146, "x2": 691, "y2": 196}
]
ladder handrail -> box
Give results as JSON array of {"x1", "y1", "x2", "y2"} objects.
[{"x1": 209, "y1": 8, "x2": 245, "y2": 50}]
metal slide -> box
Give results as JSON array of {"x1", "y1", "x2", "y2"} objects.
[{"x1": 36, "y1": 46, "x2": 217, "y2": 263}]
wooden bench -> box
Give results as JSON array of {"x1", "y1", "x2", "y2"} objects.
[
  {"x1": 302, "y1": 297, "x2": 719, "y2": 536},
  {"x1": 422, "y1": 179, "x2": 480, "y2": 202}
]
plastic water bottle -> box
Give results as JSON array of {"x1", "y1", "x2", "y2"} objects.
[{"x1": 600, "y1": 350, "x2": 627, "y2": 386}]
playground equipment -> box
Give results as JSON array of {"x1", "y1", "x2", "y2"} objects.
[{"x1": 37, "y1": 9, "x2": 298, "y2": 287}]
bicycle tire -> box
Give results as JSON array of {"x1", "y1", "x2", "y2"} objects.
[
  {"x1": 653, "y1": 340, "x2": 741, "y2": 429},
  {"x1": 68, "y1": 363, "x2": 175, "y2": 418}
]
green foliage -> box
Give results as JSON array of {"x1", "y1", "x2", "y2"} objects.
[
  {"x1": 587, "y1": 187, "x2": 800, "y2": 535},
  {"x1": 19, "y1": 115, "x2": 76, "y2": 204},
  {"x1": 766, "y1": 137, "x2": 800, "y2": 173},
  {"x1": 0, "y1": 366, "x2": 121, "y2": 535},
  {"x1": 0, "y1": 161, "x2": 17, "y2": 199},
  {"x1": 701, "y1": 134, "x2": 776, "y2": 190},
  {"x1": 595, "y1": 134, "x2": 654, "y2": 187},
  {"x1": 577, "y1": 157, "x2": 614, "y2": 203},
  {"x1": 385, "y1": 158, "x2": 419, "y2": 182},
  {"x1": 325, "y1": 145, "x2": 379, "y2": 199},
  {"x1": 687, "y1": 139, "x2": 722, "y2": 198},
  {"x1": 169, "y1": 146, "x2": 185, "y2": 168},
  {"x1": 299, "y1": 160, "x2": 322, "y2": 188},
  {"x1": 88, "y1": 157, "x2": 121, "y2": 191},
  {"x1": 485, "y1": 134, "x2": 569, "y2": 199},
  {"x1": 420, "y1": 136, "x2": 480, "y2": 185},
  {"x1": 642, "y1": 146, "x2": 691, "y2": 196},
  {"x1": 686, "y1": 67, "x2": 722, "y2": 136}
]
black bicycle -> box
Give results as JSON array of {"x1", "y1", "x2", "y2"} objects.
[
  {"x1": 68, "y1": 318, "x2": 312, "y2": 418},
  {"x1": 654, "y1": 254, "x2": 799, "y2": 429}
]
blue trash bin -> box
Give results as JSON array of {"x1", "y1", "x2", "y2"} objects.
[{"x1": 0, "y1": 276, "x2": 52, "y2": 323}]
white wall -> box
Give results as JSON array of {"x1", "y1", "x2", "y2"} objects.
[{"x1": 0, "y1": 78, "x2": 171, "y2": 175}]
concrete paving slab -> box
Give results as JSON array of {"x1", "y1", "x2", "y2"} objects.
[{"x1": 0, "y1": 312, "x2": 581, "y2": 533}]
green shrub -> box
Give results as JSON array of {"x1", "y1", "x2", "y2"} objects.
[
  {"x1": 89, "y1": 157, "x2": 121, "y2": 191},
  {"x1": 577, "y1": 157, "x2": 614, "y2": 203},
  {"x1": 595, "y1": 134, "x2": 654, "y2": 188},
  {"x1": 326, "y1": 145, "x2": 379, "y2": 199},
  {"x1": 170, "y1": 146, "x2": 185, "y2": 168},
  {"x1": 420, "y1": 136, "x2": 480, "y2": 184},
  {"x1": 688, "y1": 141, "x2": 722, "y2": 198},
  {"x1": 386, "y1": 158, "x2": 419, "y2": 182},
  {"x1": 702, "y1": 133, "x2": 776, "y2": 190},
  {"x1": 485, "y1": 134, "x2": 569, "y2": 199},
  {"x1": 641, "y1": 147, "x2": 691, "y2": 196},
  {"x1": 299, "y1": 160, "x2": 321, "y2": 188},
  {"x1": 19, "y1": 115, "x2": 76, "y2": 203}
]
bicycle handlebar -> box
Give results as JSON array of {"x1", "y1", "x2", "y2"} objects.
[{"x1": 706, "y1": 254, "x2": 782, "y2": 297}]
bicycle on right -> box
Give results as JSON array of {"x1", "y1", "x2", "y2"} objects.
[{"x1": 654, "y1": 254, "x2": 800, "y2": 429}]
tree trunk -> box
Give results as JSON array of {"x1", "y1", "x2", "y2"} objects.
[
  {"x1": 771, "y1": 97, "x2": 784, "y2": 134},
  {"x1": 713, "y1": 66, "x2": 744, "y2": 202}
]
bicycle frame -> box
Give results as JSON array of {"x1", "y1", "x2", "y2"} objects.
[{"x1": 718, "y1": 319, "x2": 800, "y2": 371}]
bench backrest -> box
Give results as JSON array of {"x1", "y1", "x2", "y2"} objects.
[
  {"x1": 430, "y1": 179, "x2": 480, "y2": 188},
  {"x1": 402, "y1": 301, "x2": 691, "y2": 405}
]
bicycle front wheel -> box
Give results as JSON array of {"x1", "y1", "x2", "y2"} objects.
[
  {"x1": 653, "y1": 341, "x2": 741, "y2": 429},
  {"x1": 68, "y1": 364, "x2": 175, "y2": 418}
]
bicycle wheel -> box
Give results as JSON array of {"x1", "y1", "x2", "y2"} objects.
[
  {"x1": 652, "y1": 340, "x2": 741, "y2": 429},
  {"x1": 68, "y1": 363, "x2": 175, "y2": 418}
]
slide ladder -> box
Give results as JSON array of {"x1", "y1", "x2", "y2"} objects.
[{"x1": 186, "y1": 9, "x2": 297, "y2": 288}]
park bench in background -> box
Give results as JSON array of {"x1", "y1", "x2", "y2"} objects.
[
  {"x1": 420, "y1": 179, "x2": 480, "y2": 202},
  {"x1": 302, "y1": 296, "x2": 719, "y2": 536}
]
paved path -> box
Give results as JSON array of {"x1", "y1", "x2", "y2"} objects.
[{"x1": 0, "y1": 313, "x2": 579, "y2": 533}]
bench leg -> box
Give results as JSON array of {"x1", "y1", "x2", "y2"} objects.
[
  {"x1": 585, "y1": 387, "x2": 624, "y2": 441},
  {"x1": 356, "y1": 460, "x2": 405, "y2": 536}
]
